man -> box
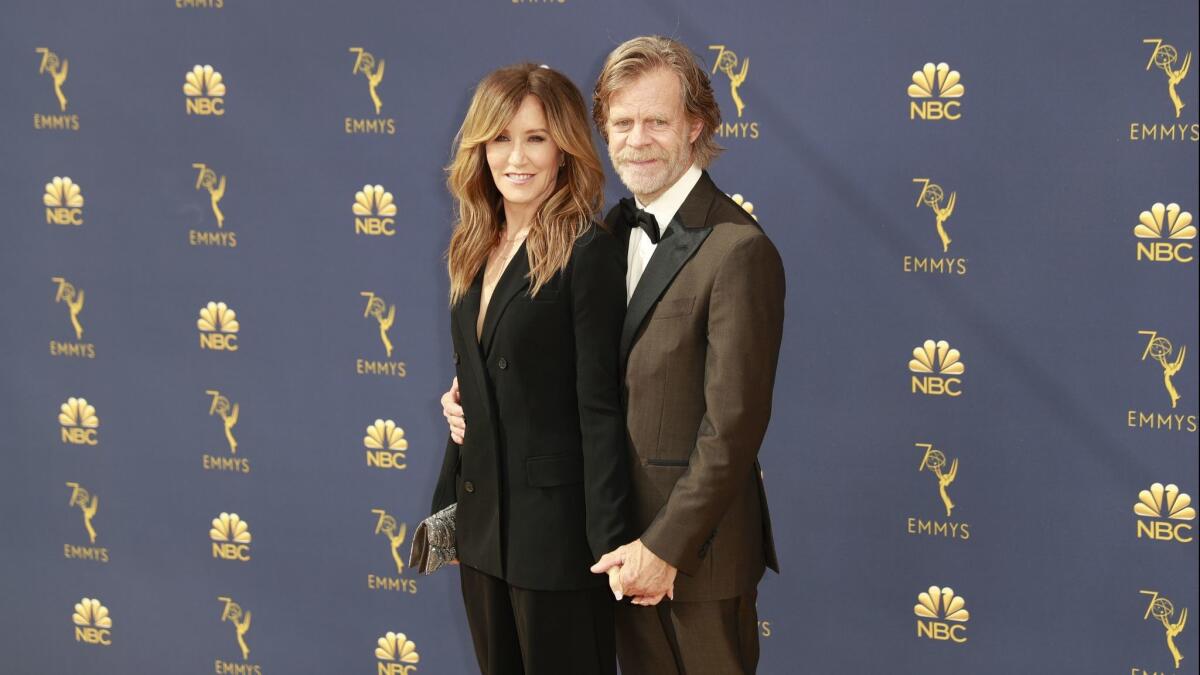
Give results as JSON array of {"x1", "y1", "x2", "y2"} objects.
[{"x1": 442, "y1": 36, "x2": 785, "y2": 675}]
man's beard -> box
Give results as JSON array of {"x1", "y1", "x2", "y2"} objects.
[{"x1": 611, "y1": 142, "x2": 692, "y2": 201}]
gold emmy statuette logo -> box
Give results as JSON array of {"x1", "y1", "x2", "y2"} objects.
[
  {"x1": 198, "y1": 301, "x2": 239, "y2": 351},
  {"x1": 368, "y1": 509, "x2": 418, "y2": 593},
  {"x1": 372, "y1": 509, "x2": 408, "y2": 575},
  {"x1": 59, "y1": 397, "x2": 99, "y2": 445},
  {"x1": 1135, "y1": 202, "x2": 1195, "y2": 263},
  {"x1": 192, "y1": 163, "x2": 227, "y2": 228},
  {"x1": 44, "y1": 177, "x2": 84, "y2": 226},
  {"x1": 906, "y1": 443, "x2": 970, "y2": 540},
  {"x1": 375, "y1": 632, "x2": 420, "y2": 674},
  {"x1": 217, "y1": 596, "x2": 252, "y2": 660},
  {"x1": 51, "y1": 277, "x2": 85, "y2": 339},
  {"x1": 913, "y1": 179, "x2": 957, "y2": 253},
  {"x1": 1138, "y1": 330, "x2": 1187, "y2": 409},
  {"x1": 65, "y1": 482, "x2": 99, "y2": 544},
  {"x1": 206, "y1": 390, "x2": 239, "y2": 454},
  {"x1": 1135, "y1": 483, "x2": 1195, "y2": 543},
  {"x1": 708, "y1": 45, "x2": 749, "y2": 118},
  {"x1": 728, "y1": 194, "x2": 757, "y2": 221},
  {"x1": 210, "y1": 512, "x2": 252, "y2": 561},
  {"x1": 1144, "y1": 40, "x2": 1192, "y2": 119},
  {"x1": 365, "y1": 419, "x2": 408, "y2": 470},
  {"x1": 73, "y1": 598, "x2": 112, "y2": 645},
  {"x1": 917, "y1": 444, "x2": 958, "y2": 517},
  {"x1": 914, "y1": 586, "x2": 969, "y2": 643},
  {"x1": 184, "y1": 65, "x2": 226, "y2": 116},
  {"x1": 909, "y1": 339, "x2": 965, "y2": 397},
  {"x1": 908, "y1": 62, "x2": 964, "y2": 121},
  {"x1": 361, "y1": 292, "x2": 396, "y2": 357},
  {"x1": 36, "y1": 47, "x2": 69, "y2": 112},
  {"x1": 344, "y1": 50, "x2": 397, "y2": 135},
  {"x1": 354, "y1": 185, "x2": 398, "y2": 236},
  {"x1": 350, "y1": 47, "x2": 386, "y2": 115},
  {"x1": 1140, "y1": 590, "x2": 1188, "y2": 669},
  {"x1": 707, "y1": 45, "x2": 759, "y2": 139}
]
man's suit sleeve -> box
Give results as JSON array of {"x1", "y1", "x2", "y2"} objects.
[
  {"x1": 641, "y1": 231, "x2": 785, "y2": 575},
  {"x1": 571, "y1": 228, "x2": 633, "y2": 560}
]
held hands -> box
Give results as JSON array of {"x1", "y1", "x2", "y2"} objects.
[
  {"x1": 442, "y1": 377, "x2": 466, "y2": 444},
  {"x1": 590, "y1": 539, "x2": 677, "y2": 606}
]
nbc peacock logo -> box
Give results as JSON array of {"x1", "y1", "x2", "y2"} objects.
[
  {"x1": 1135, "y1": 483, "x2": 1195, "y2": 543},
  {"x1": 1134, "y1": 202, "x2": 1195, "y2": 263},
  {"x1": 354, "y1": 185, "x2": 398, "y2": 236},
  {"x1": 59, "y1": 397, "x2": 99, "y2": 445},
  {"x1": 184, "y1": 65, "x2": 226, "y2": 116},
  {"x1": 908, "y1": 62, "x2": 964, "y2": 121},
  {"x1": 198, "y1": 301, "x2": 239, "y2": 351},
  {"x1": 914, "y1": 585, "x2": 969, "y2": 643},
  {"x1": 375, "y1": 632, "x2": 420, "y2": 674},
  {"x1": 364, "y1": 419, "x2": 408, "y2": 470},
  {"x1": 72, "y1": 598, "x2": 112, "y2": 646},
  {"x1": 909, "y1": 339, "x2": 965, "y2": 397},
  {"x1": 44, "y1": 177, "x2": 84, "y2": 226},
  {"x1": 210, "y1": 512, "x2": 252, "y2": 561}
]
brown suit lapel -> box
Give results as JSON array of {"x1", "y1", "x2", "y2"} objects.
[{"x1": 619, "y1": 172, "x2": 718, "y2": 368}]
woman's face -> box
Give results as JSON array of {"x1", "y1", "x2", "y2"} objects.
[{"x1": 486, "y1": 95, "x2": 563, "y2": 215}]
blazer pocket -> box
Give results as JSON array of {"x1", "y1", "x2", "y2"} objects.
[
  {"x1": 650, "y1": 296, "x2": 695, "y2": 320},
  {"x1": 645, "y1": 458, "x2": 689, "y2": 467},
  {"x1": 526, "y1": 453, "x2": 583, "y2": 487}
]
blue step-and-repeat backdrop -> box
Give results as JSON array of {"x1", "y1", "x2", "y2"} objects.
[{"x1": 1, "y1": 1, "x2": 1197, "y2": 673}]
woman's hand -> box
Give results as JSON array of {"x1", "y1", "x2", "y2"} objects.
[{"x1": 441, "y1": 377, "x2": 466, "y2": 444}]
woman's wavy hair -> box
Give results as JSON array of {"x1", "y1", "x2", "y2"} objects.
[{"x1": 446, "y1": 63, "x2": 605, "y2": 304}]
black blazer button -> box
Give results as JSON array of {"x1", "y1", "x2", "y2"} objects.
[
  {"x1": 463, "y1": 481, "x2": 475, "y2": 494},
  {"x1": 452, "y1": 351, "x2": 460, "y2": 365},
  {"x1": 497, "y1": 357, "x2": 508, "y2": 370}
]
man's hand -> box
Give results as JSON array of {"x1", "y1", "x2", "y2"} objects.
[
  {"x1": 590, "y1": 539, "x2": 676, "y2": 605},
  {"x1": 606, "y1": 566, "x2": 624, "y2": 601},
  {"x1": 441, "y1": 377, "x2": 465, "y2": 444}
]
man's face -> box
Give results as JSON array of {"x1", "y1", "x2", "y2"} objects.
[{"x1": 605, "y1": 68, "x2": 702, "y2": 204}]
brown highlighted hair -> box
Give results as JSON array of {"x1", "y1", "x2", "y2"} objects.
[
  {"x1": 447, "y1": 63, "x2": 605, "y2": 304},
  {"x1": 592, "y1": 36, "x2": 723, "y2": 167}
]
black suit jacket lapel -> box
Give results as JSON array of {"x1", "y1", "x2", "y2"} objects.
[
  {"x1": 453, "y1": 272, "x2": 496, "y2": 426},
  {"x1": 619, "y1": 172, "x2": 718, "y2": 367},
  {"x1": 479, "y1": 241, "x2": 530, "y2": 357}
]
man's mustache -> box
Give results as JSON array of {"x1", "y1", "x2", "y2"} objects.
[{"x1": 614, "y1": 150, "x2": 669, "y2": 165}]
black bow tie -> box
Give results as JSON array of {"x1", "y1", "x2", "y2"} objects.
[{"x1": 620, "y1": 198, "x2": 661, "y2": 244}]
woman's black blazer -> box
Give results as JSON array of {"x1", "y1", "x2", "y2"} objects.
[{"x1": 432, "y1": 222, "x2": 631, "y2": 591}]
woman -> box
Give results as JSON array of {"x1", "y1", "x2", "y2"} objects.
[{"x1": 431, "y1": 63, "x2": 630, "y2": 675}]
